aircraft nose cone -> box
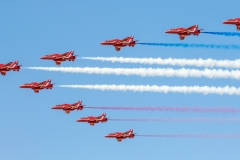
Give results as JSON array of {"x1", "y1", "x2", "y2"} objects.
[
  {"x1": 165, "y1": 30, "x2": 171, "y2": 33},
  {"x1": 19, "y1": 85, "x2": 25, "y2": 88},
  {"x1": 222, "y1": 20, "x2": 232, "y2": 24},
  {"x1": 76, "y1": 119, "x2": 81, "y2": 122},
  {"x1": 100, "y1": 42, "x2": 104, "y2": 44},
  {"x1": 51, "y1": 106, "x2": 62, "y2": 109},
  {"x1": 40, "y1": 56, "x2": 47, "y2": 59}
]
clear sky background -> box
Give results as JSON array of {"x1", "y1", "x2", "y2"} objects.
[{"x1": 1, "y1": 0, "x2": 240, "y2": 160}]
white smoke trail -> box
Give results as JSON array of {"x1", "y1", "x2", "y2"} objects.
[
  {"x1": 81, "y1": 57, "x2": 240, "y2": 69},
  {"x1": 58, "y1": 85, "x2": 240, "y2": 95},
  {"x1": 27, "y1": 67, "x2": 240, "y2": 80}
]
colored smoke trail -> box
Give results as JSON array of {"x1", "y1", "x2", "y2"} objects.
[
  {"x1": 59, "y1": 84, "x2": 240, "y2": 96},
  {"x1": 109, "y1": 118, "x2": 240, "y2": 122},
  {"x1": 26, "y1": 67, "x2": 240, "y2": 80},
  {"x1": 136, "y1": 134, "x2": 240, "y2": 138},
  {"x1": 81, "y1": 57, "x2": 240, "y2": 69},
  {"x1": 86, "y1": 106, "x2": 240, "y2": 113},
  {"x1": 202, "y1": 32, "x2": 240, "y2": 37},
  {"x1": 136, "y1": 43, "x2": 240, "y2": 49}
]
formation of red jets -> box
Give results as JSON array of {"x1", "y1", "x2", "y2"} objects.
[
  {"x1": 2, "y1": 18, "x2": 239, "y2": 142},
  {"x1": 50, "y1": 100, "x2": 134, "y2": 142}
]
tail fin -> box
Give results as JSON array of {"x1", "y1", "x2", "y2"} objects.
[
  {"x1": 63, "y1": 51, "x2": 74, "y2": 58},
  {"x1": 100, "y1": 113, "x2": 106, "y2": 120},
  {"x1": 66, "y1": 51, "x2": 73, "y2": 58},
  {"x1": 44, "y1": 79, "x2": 51, "y2": 86},
  {"x1": 192, "y1": 25, "x2": 198, "y2": 32},
  {"x1": 122, "y1": 36, "x2": 134, "y2": 43},
  {"x1": 10, "y1": 61, "x2": 18, "y2": 68},
  {"x1": 128, "y1": 129, "x2": 133, "y2": 135},
  {"x1": 129, "y1": 36, "x2": 134, "y2": 42},
  {"x1": 130, "y1": 35, "x2": 134, "y2": 41},
  {"x1": 70, "y1": 50, "x2": 74, "y2": 55},
  {"x1": 77, "y1": 100, "x2": 84, "y2": 106}
]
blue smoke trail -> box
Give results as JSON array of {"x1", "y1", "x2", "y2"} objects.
[
  {"x1": 136, "y1": 43, "x2": 240, "y2": 49},
  {"x1": 201, "y1": 32, "x2": 240, "y2": 37}
]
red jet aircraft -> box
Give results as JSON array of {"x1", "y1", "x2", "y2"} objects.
[
  {"x1": 165, "y1": 25, "x2": 203, "y2": 40},
  {"x1": 40, "y1": 50, "x2": 77, "y2": 65},
  {"x1": 223, "y1": 18, "x2": 240, "y2": 30},
  {"x1": 19, "y1": 79, "x2": 54, "y2": 93},
  {"x1": 51, "y1": 100, "x2": 84, "y2": 114},
  {"x1": 100, "y1": 36, "x2": 138, "y2": 51},
  {"x1": 0, "y1": 61, "x2": 22, "y2": 76},
  {"x1": 76, "y1": 113, "x2": 108, "y2": 126},
  {"x1": 105, "y1": 129, "x2": 135, "y2": 142}
]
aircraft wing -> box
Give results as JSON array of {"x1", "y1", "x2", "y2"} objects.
[
  {"x1": 114, "y1": 41, "x2": 123, "y2": 45},
  {"x1": 179, "y1": 26, "x2": 196, "y2": 33},
  {"x1": 34, "y1": 81, "x2": 47, "y2": 88},
  {"x1": 122, "y1": 132, "x2": 130, "y2": 136},
  {"x1": 49, "y1": 52, "x2": 69, "y2": 60},
  {"x1": 94, "y1": 116, "x2": 102, "y2": 120},
  {"x1": 53, "y1": 54, "x2": 66, "y2": 59},
  {"x1": 2, "y1": 62, "x2": 12, "y2": 68},
  {"x1": 57, "y1": 52, "x2": 72, "y2": 59},
  {"x1": 121, "y1": 37, "x2": 130, "y2": 42},
  {"x1": 60, "y1": 52, "x2": 69, "y2": 56},
  {"x1": 63, "y1": 105, "x2": 73, "y2": 109},
  {"x1": 179, "y1": 29, "x2": 192, "y2": 33}
]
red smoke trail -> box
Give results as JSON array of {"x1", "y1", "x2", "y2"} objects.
[
  {"x1": 136, "y1": 134, "x2": 240, "y2": 138},
  {"x1": 109, "y1": 118, "x2": 240, "y2": 122},
  {"x1": 85, "y1": 106, "x2": 240, "y2": 113}
]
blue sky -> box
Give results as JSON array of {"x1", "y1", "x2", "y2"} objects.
[{"x1": 1, "y1": 0, "x2": 240, "y2": 160}]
